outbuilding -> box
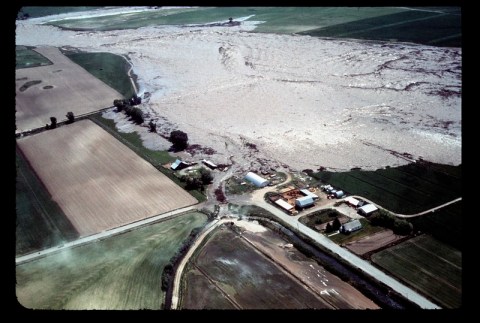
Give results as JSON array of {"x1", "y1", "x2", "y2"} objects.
[
  {"x1": 300, "y1": 189, "x2": 319, "y2": 200},
  {"x1": 344, "y1": 196, "x2": 360, "y2": 207},
  {"x1": 334, "y1": 190, "x2": 345, "y2": 198},
  {"x1": 245, "y1": 172, "x2": 269, "y2": 187},
  {"x1": 358, "y1": 204, "x2": 378, "y2": 216},
  {"x1": 341, "y1": 219, "x2": 362, "y2": 233},
  {"x1": 295, "y1": 196, "x2": 314, "y2": 209},
  {"x1": 275, "y1": 199, "x2": 294, "y2": 212}
]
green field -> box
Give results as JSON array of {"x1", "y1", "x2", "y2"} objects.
[
  {"x1": 61, "y1": 50, "x2": 135, "y2": 98},
  {"x1": 301, "y1": 8, "x2": 461, "y2": 47},
  {"x1": 311, "y1": 162, "x2": 461, "y2": 215},
  {"x1": 16, "y1": 147, "x2": 78, "y2": 256},
  {"x1": 89, "y1": 114, "x2": 206, "y2": 202},
  {"x1": 329, "y1": 219, "x2": 385, "y2": 245},
  {"x1": 409, "y1": 200, "x2": 461, "y2": 249},
  {"x1": 16, "y1": 212, "x2": 207, "y2": 309},
  {"x1": 45, "y1": 7, "x2": 460, "y2": 47},
  {"x1": 372, "y1": 234, "x2": 461, "y2": 308},
  {"x1": 298, "y1": 208, "x2": 341, "y2": 227},
  {"x1": 16, "y1": 46, "x2": 52, "y2": 69},
  {"x1": 19, "y1": 6, "x2": 102, "y2": 18}
]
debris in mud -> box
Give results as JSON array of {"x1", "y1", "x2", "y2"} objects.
[{"x1": 186, "y1": 144, "x2": 216, "y2": 156}]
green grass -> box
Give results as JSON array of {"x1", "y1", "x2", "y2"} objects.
[
  {"x1": 16, "y1": 147, "x2": 79, "y2": 256},
  {"x1": 298, "y1": 208, "x2": 341, "y2": 227},
  {"x1": 311, "y1": 162, "x2": 461, "y2": 215},
  {"x1": 16, "y1": 212, "x2": 208, "y2": 309},
  {"x1": 225, "y1": 176, "x2": 258, "y2": 195},
  {"x1": 409, "y1": 201, "x2": 461, "y2": 249},
  {"x1": 329, "y1": 219, "x2": 384, "y2": 245},
  {"x1": 16, "y1": 46, "x2": 52, "y2": 69},
  {"x1": 372, "y1": 234, "x2": 461, "y2": 308},
  {"x1": 89, "y1": 113, "x2": 206, "y2": 202},
  {"x1": 61, "y1": 50, "x2": 135, "y2": 98},
  {"x1": 301, "y1": 9, "x2": 461, "y2": 47},
  {"x1": 19, "y1": 6, "x2": 102, "y2": 18}
]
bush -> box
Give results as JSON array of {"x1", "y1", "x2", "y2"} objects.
[
  {"x1": 169, "y1": 130, "x2": 189, "y2": 151},
  {"x1": 130, "y1": 107, "x2": 144, "y2": 124},
  {"x1": 199, "y1": 167, "x2": 213, "y2": 185},
  {"x1": 66, "y1": 111, "x2": 74, "y2": 124}
]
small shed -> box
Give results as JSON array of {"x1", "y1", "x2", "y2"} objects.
[
  {"x1": 341, "y1": 219, "x2": 362, "y2": 233},
  {"x1": 358, "y1": 204, "x2": 378, "y2": 216},
  {"x1": 275, "y1": 199, "x2": 294, "y2": 212},
  {"x1": 295, "y1": 196, "x2": 314, "y2": 208},
  {"x1": 202, "y1": 159, "x2": 217, "y2": 169},
  {"x1": 245, "y1": 172, "x2": 269, "y2": 187},
  {"x1": 344, "y1": 196, "x2": 360, "y2": 207},
  {"x1": 334, "y1": 190, "x2": 345, "y2": 198},
  {"x1": 300, "y1": 189, "x2": 319, "y2": 200},
  {"x1": 171, "y1": 159, "x2": 195, "y2": 171}
]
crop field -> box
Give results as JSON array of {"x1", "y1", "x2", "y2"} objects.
[
  {"x1": 16, "y1": 147, "x2": 78, "y2": 256},
  {"x1": 17, "y1": 120, "x2": 198, "y2": 236},
  {"x1": 45, "y1": 7, "x2": 459, "y2": 46},
  {"x1": 180, "y1": 225, "x2": 379, "y2": 309},
  {"x1": 311, "y1": 162, "x2": 461, "y2": 215},
  {"x1": 344, "y1": 229, "x2": 405, "y2": 256},
  {"x1": 301, "y1": 8, "x2": 461, "y2": 47},
  {"x1": 409, "y1": 200, "x2": 461, "y2": 249},
  {"x1": 61, "y1": 50, "x2": 135, "y2": 98},
  {"x1": 16, "y1": 46, "x2": 52, "y2": 69},
  {"x1": 372, "y1": 234, "x2": 461, "y2": 308},
  {"x1": 16, "y1": 212, "x2": 207, "y2": 309},
  {"x1": 15, "y1": 46, "x2": 122, "y2": 132}
]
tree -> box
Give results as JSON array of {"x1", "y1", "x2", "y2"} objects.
[
  {"x1": 325, "y1": 222, "x2": 333, "y2": 233},
  {"x1": 49, "y1": 117, "x2": 57, "y2": 129},
  {"x1": 66, "y1": 111, "x2": 74, "y2": 124},
  {"x1": 148, "y1": 120, "x2": 157, "y2": 132},
  {"x1": 113, "y1": 99, "x2": 128, "y2": 112},
  {"x1": 199, "y1": 168, "x2": 213, "y2": 185},
  {"x1": 169, "y1": 130, "x2": 189, "y2": 151},
  {"x1": 129, "y1": 94, "x2": 142, "y2": 106},
  {"x1": 130, "y1": 107, "x2": 144, "y2": 124},
  {"x1": 332, "y1": 217, "x2": 341, "y2": 231}
]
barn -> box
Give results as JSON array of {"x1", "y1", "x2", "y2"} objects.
[
  {"x1": 341, "y1": 219, "x2": 362, "y2": 233},
  {"x1": 245, "y1": 172, "x2": 269, "y2": 187},
  {"x1": 295, "y1": 196, "x2": 314, "y2": 209},
  {"x1": 358, "y1": 204, "x2": 378, "y2": 216},
  {"x1": 300, "y1": 189, "x2": 319, "y2": 200}
]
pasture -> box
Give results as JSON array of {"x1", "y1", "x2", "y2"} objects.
[
  {"x1": 61, "y1": 49, "x2": 136, "y2": 98},
  {"x1": 311, "y1": 162, "x2": 461, "y2": 215},
  {"x1": 16, "y1": 46, "x2": 52, "y2": 69},
  {"x1": 15, "y1": 47, "x2": 122, "y2": 132},
  {"x1": 372, "y1": 234, "x2": 461, "y2": 308},
  {"x1": 17, "y1": 120, "x2": 198, "y2": 236},
  {"x1": 16, "y1": 212, "x2": 207, "y2": 309},
  {"x1": 16, "y1": 147, "x2": 78, "y2": 256}
]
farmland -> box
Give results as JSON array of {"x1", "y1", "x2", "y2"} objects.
[
  {"x1": 16, "y1": 212, "x2": 207, "y2": 309},
  {"x1": 180, "y1": 224, "x2": 379, "y2": 309},
  {"x1": 16, "y1": 147, "x2": 78, "y2": 256},
  {"x1": 301, "y1": 8, "x2": 461, "y2": 47},
  {"x1": 16, "y1": 46, "x2": 52, "y2": 69},
  {"x1": 17, "y1": 120, "x2": 198, "y2": 236},
  {"x1": 311, "y1": 162, "x2": 461, "y2": 214},
  {"x1": 372, "y1": 234, "x2": 461, "y2": 308},
  {"x1": 61, "y1": 50, "x2": 136, "y2": 98},
  {"x1": 15, "y1": 46, "x2": 122, "y2": 132}
]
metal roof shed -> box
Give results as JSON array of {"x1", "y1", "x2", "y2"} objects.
[
  {"x1": 275, "y1": 199, "x2": 294, "y2": 211},
  {"x1": 300, "y1": 189, "x2": 319, "y2": 199},
  {"x1": 341, "y1": 219, "x2": 362, "y2": 233},
  {"x1": 358, "y1": 204, "x2": 378, "y2": 216},
  {"x1": 295, "y1": 196, "x2": 314, "y2": 208},
  {"x1": 344, "y1": 196, "x2": 360, "y2": 207},
  {"x1": 245, "y1": 172, "x2": 269, "y2": 187}
]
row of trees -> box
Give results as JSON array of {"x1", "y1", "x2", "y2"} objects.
[
  {"x1": 325, "y1": 217, "x2": 342, "y2": 233},
  {"x1": 180, "y1": 167, "x2": 213, "y2": 191},
  {"x1": 113, "y1": 98, "x2": 144, "y2": 124},
  {"x1": 45, "y1": 112, "x2": 75, "y2": 130},
  {"x1": 369, "y1": 210, "x2": 413, "y2": 235}
]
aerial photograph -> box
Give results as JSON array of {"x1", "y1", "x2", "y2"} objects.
[{"x1": 15, "y1": 6, "x2": 461, "y2": 310}]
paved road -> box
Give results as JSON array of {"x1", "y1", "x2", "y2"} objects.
[
  {"x1": 16, "y1": 205, "x2": 199, "y2": 265},
  {"x1": 244, "y1": 196, "x2": 441, "y2": 309}
]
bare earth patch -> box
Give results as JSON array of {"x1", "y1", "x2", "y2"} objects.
[
  {"x1": 344, "y1": 229, "x2": 404, "y2": 255},
  {"x1": 17, "y1": 119, "x2": 197, "y2": 236}
]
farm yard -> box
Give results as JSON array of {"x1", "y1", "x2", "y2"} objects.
[
  {"x1": 15, "y1": 46, "x2": 122, "y2": 132},
  {"x1": 311, "y1": 162, "x2": 461, "y2": 215},
  {"x1": 180, "y1": 223, "x2": 379, "y2": 309},
  {"x1": 16, "y1": 119, "x2": 198, "y2": 237},
  {"x1": 371, "y1": 234, "x2": 461, "y2": 308},
  {"x1": 16, "y1": 212, "x2": 207, "y2": 309}
]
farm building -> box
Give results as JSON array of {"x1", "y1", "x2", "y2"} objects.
[
  {"x1": 245, "y1": 172, "x2": 269, "y2": 187},
  {"x1": 275, "y1": 199, "x2": 294, "y2": 212},
  {"x1": 170, "y1": 159, "x2": 196, "y2": 171},
  {"x1": 341, "y1": 219, "x2": 362, "y2": 233},
  {"x1": 344, "y1": 196, "x2": 360, "y2": 207},
  {"x1": 202, "y1": 159, "x2": 217, "y2": 169},
  {"x1": 295, "y1": 196, "x2": 314, "y2": 209},
  {"x1": 358, "y1": 204, "x2": 378, "y2": 216},
  {"x1": 300, "y1": 189, "x2": 319, "y2": 200}
]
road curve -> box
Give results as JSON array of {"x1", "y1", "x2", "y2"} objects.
[{"x1": 16, "y1": 205, "x2": 199, "y2": 265}]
